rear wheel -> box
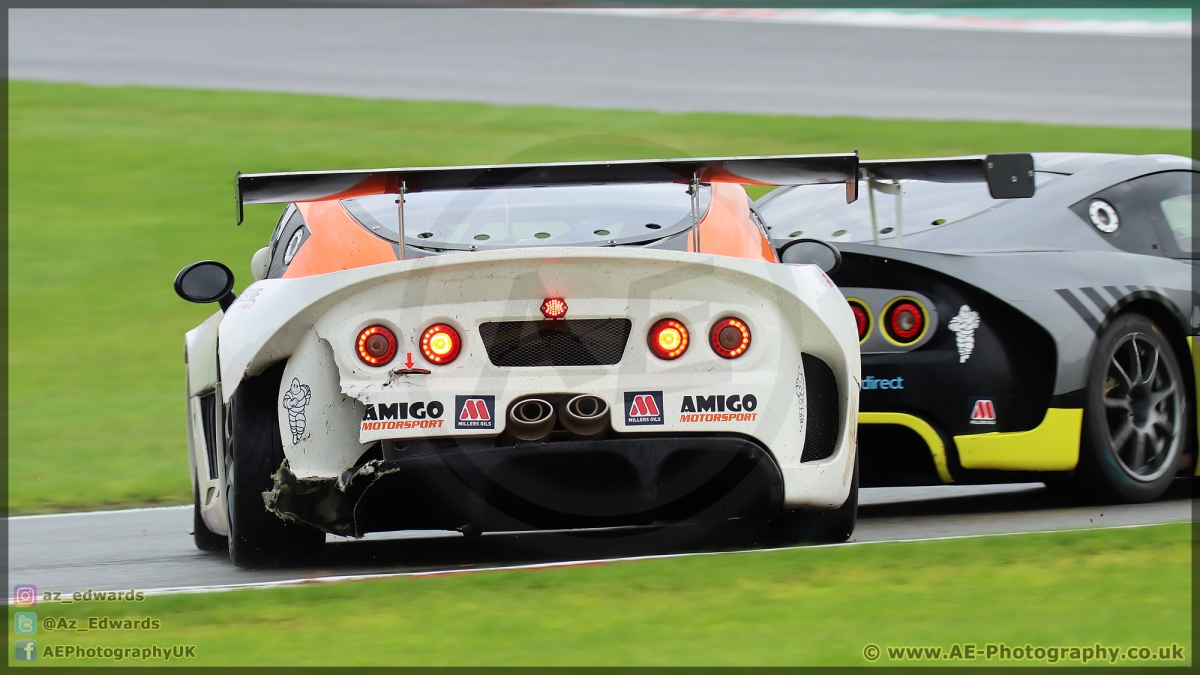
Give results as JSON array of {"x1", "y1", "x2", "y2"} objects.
[
  {"x1": 761, "y1": 450, "x2": 859, "y2": 545},
  {"x1": 225, "y1": 363, "x2": 324, "y2": 568},
  {"x1": 1073, "y1": 314, "x2": 1187, "y2": 503}
]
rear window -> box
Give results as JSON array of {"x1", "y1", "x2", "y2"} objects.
[
  {"x1": 759, "y1": 174, "x2": 1060, "y2": 246},
  {"x1": 342, "y1": 183, "x2": 711, "y2": 251}
]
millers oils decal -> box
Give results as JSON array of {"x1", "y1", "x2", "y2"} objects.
[
  {"x1": 624, "y1": 391, "x2": 664, "y2": 426},
  {"x1": 969, "y1": 398, "x2": 997, "y2": 425},
  {"x1": 361, "y1": 401, "x2": 446, "y2": 431},
  {"x1": 455, "y1": 396, "x2": 496, "y2": 430}
]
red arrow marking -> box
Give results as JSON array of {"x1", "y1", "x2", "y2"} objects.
[{"x1": 405, "y1": 352, "x2": 415, "y2": 369}]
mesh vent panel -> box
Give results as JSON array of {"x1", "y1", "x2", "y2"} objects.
[{"x1": 479, "y1": 319, "x2": 632, "y2": 367}]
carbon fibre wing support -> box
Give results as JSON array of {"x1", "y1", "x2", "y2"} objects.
[
  {"x1": 234, "y1": 153, "x2": 860, "y2": 224},
  {"x1": 861, "y1": 153, "x2": 1035, "y2": 199}
]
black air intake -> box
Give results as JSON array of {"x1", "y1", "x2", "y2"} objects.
[
  {"x1": 478, "y1": 319, "x2": 632, "y2": 367},
  {"x1": 800, "y1": 353, "x2": 840, "y2": 463},
  {"x1": 199, "y1": 393, "x2": 220, "y2": 479}
]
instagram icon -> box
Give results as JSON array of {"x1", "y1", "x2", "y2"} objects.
[{"x1": 13, "y1": 585, "x2": 37, "y2": 607}]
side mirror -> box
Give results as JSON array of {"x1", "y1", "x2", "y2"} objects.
[
  {"x1": 174, "y1": 260, "x2": 236, "y2": 311},
  {"x1": 250, "y1": 246, "x2": 270, "y2": 281},
  {"x1": 778, "y1": 238, "x2": 842, "y2": 274}
]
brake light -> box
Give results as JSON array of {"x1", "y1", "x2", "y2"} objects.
[
  {"x1": 541, "y1": 297, "x2": 568, "y2": 319},
  {"x1": 420, "y1": 324, "x2": 461, "y2": 364},
  {"x1": 847, "y1": 299, "x2": 871, "y2": 342},
  {"x1": 356, "y1": 325, "x2": 397, "y2": 367},
  {"x1": 883, "y1": 299, "x2": 926, "y2": 344},
  {"x1": 648, "y1": 319, "x2": 689, "y2": 360},
  {"x1": 710, "y1": 317, "x2": 751, "y2": 358}
]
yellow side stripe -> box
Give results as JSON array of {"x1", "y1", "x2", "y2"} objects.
[{"x1": 858, "y1": 412, "x2": 954, "y2": 483}]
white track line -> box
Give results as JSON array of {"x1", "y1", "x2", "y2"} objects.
[
  {"x1": 8, "y1": 505, "x2": 189, "y2": 520},
  {"x1": 540, "y1": 8, "x2": 1192, "y2": 38},
  {"x1": 10, "y1": 520, "x2": 1188, "y2": 604}
]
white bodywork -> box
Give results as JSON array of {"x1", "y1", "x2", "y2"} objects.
[{"x1": 185, "y1": 247, "x2": 860, "y2": 537}]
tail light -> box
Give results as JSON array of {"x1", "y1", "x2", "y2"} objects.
[
  {"x1": 356, "y1": 325, "x2": 397, "y2": 366},
  {"x1": 710, "y1": 317, "x2": 751, "y2": 358},
  {"x1": 541, "y1": 297, "x2": 568, "y2": 319},
  {"x1": 847, "y1": 299, "x2": 871, "y2": 342},
  {"x1": 648, "y1": 318, "x2": 689, "y2": 360},
  {"x1": 420, "y1": 324, "x2": 461, "y2": 364},
  {"x1": 883, "y1": 298, "x2": 927, "y2": 345}
]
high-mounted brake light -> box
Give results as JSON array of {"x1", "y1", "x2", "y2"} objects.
[
  {"x1": 541, "y1": 298, "x2": 568, "y2": 319},
  {"x1": 420, "y1": 324, "x2": 461, "y2": 364},
  {"x1": 883, "y1": 298, "x2": 926, "y2": 345},
  {"x1": 356, "y1": 325, "x2": 397, "y2": 366},
  {"x1": 710, "y1": 317, "x2": 751, "y2": 359},
  {"x1": 648, "y1": 319, "x2": 689, "y2": 360},
  {"x1": 847, "y1": 299, "x2": 871, "y2": 343}
]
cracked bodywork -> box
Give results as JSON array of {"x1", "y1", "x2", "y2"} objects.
[{"x1": 263, "y1": 458, "x2": 402, "y2": 536}]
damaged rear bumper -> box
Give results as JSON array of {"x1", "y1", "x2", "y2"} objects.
[{"x1": 264, "y1": 435, "x2": 783, "y2": 537}]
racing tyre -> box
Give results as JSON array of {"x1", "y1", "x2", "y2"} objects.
[
  {"x1": 225, "y1": 363, "x2": 325, "y2": 568},
  {"x1": 1074, "y1": 314, "x2": 1187, "y2": 503},
  {"x1": 192, "y1": 478, "x2": 227, "y2": 552},
  {"x1": 761, "y1": 451, "x2": 859, "y2": 545}
]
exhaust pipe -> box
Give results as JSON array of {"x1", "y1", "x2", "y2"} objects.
[
  {"x1": 506, "y1": 398, "x2": 556, "y2": 441},
  {"x1": 560, "y1": 395, "x2": 610, "y2": 437}
]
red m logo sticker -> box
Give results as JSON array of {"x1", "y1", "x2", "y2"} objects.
[
  {"x1": 629, "y1": 395, "x2": 660, "y2": 417},
  {"x1": 970, "y1": 399, "x2": 996, "y2": 421},
  {"x1": 460, "y1": 399, "x2": 491, "y2": 421}
]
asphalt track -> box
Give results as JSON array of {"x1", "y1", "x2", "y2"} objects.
[
  {"x1": 9, "y1": 483, "x2": 1191, "y2": 600},
  {"x1": 8, "y1": 8, "x2": 1189, "y2": 128}
]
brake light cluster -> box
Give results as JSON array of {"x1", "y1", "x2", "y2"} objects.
[
  {"x1": 356, "y1": 326, "x2": 397, "y2": 366},
  {"x1": 846, "y1": 295, "x2": 929, "y2": 346},
  {"x1": 647, "y1": 316, "x2": 751, "y2": 360},
  {"x1": 355, "y1": 323, "x2": 463, "y2": 367},
  {"x1": 648, "y1": 319, "x2": 689, "y2": 359},
  {"x1": 847, "y1": 299, "x2": 871, "y2": 342},
  {"x1": 421, "y1": 324, "x2": 461, "y2": 364}
]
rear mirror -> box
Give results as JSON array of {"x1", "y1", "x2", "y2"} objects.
[
  {"x1": 174, "y1": 260, "x2": 236, "y2": 310},
  {"x1": 250, "y1": 246, "x2": 270, "y2": 281},
  {"x1": 778, "y1": 238, "x2": 842, "y2": 274}
]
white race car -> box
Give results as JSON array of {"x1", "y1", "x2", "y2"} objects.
[{"x1": 176, "y1": 155, "x2": 864, "y2": 567}]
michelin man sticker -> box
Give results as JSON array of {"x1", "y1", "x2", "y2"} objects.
[
  {"x1": 947, "y1": 305, "x2": 981, "y2": 363},
  {"x1": 282, "y1": 378, "x2": 312, "y2": 444}
]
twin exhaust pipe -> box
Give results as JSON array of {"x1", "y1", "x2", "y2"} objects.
[{"x1": 506, "y1": 394, "x2": 610, "y2": 441}]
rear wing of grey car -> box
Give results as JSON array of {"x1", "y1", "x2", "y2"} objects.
[
  {"x1": 861, "y1": 153, "x2": 1036, "y2": 199},
  {"x1": 234, "y1": 153, "x2": 862, "y2": 225}
]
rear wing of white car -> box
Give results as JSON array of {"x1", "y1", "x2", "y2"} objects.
[{"x1": 234, "y1": 153, "x2": 862, "y2": 225}]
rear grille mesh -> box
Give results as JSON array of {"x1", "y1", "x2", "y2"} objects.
[
  {"x1": 800, "y1": 353, "x2": 840, "y2": 463},
  {"x1": 479, "y1": 319, "x2": 632, "y2": 367}
]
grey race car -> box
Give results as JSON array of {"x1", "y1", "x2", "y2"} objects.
[{"x1": 757, "y1": 152, "x2": 1194, "y2": 503}]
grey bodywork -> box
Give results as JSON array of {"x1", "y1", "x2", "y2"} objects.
[{"x1": 757, "y1": 153, "x2": 1196, "y2": 397}]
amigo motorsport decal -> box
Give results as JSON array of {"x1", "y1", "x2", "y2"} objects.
[
  {"x1": 455, "y1": 396, "x2": 496, "y2": 430},
  {"x1": 361, "y1": 400, "x2": 446, "y2": 431},
  {"x1": 679, "y1": 394, "x2": 758, "y2": 423},
  {"x1": 624, "y1": 391, "x2": 664, "y2": 426}
]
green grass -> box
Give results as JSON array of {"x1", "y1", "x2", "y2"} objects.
[
  {"x1": 7, "y1": 524, "x2": 1192, "y2": 666},
  {"x1": 7, "y1": 80, "x2": 1192, "y2": 513}
]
